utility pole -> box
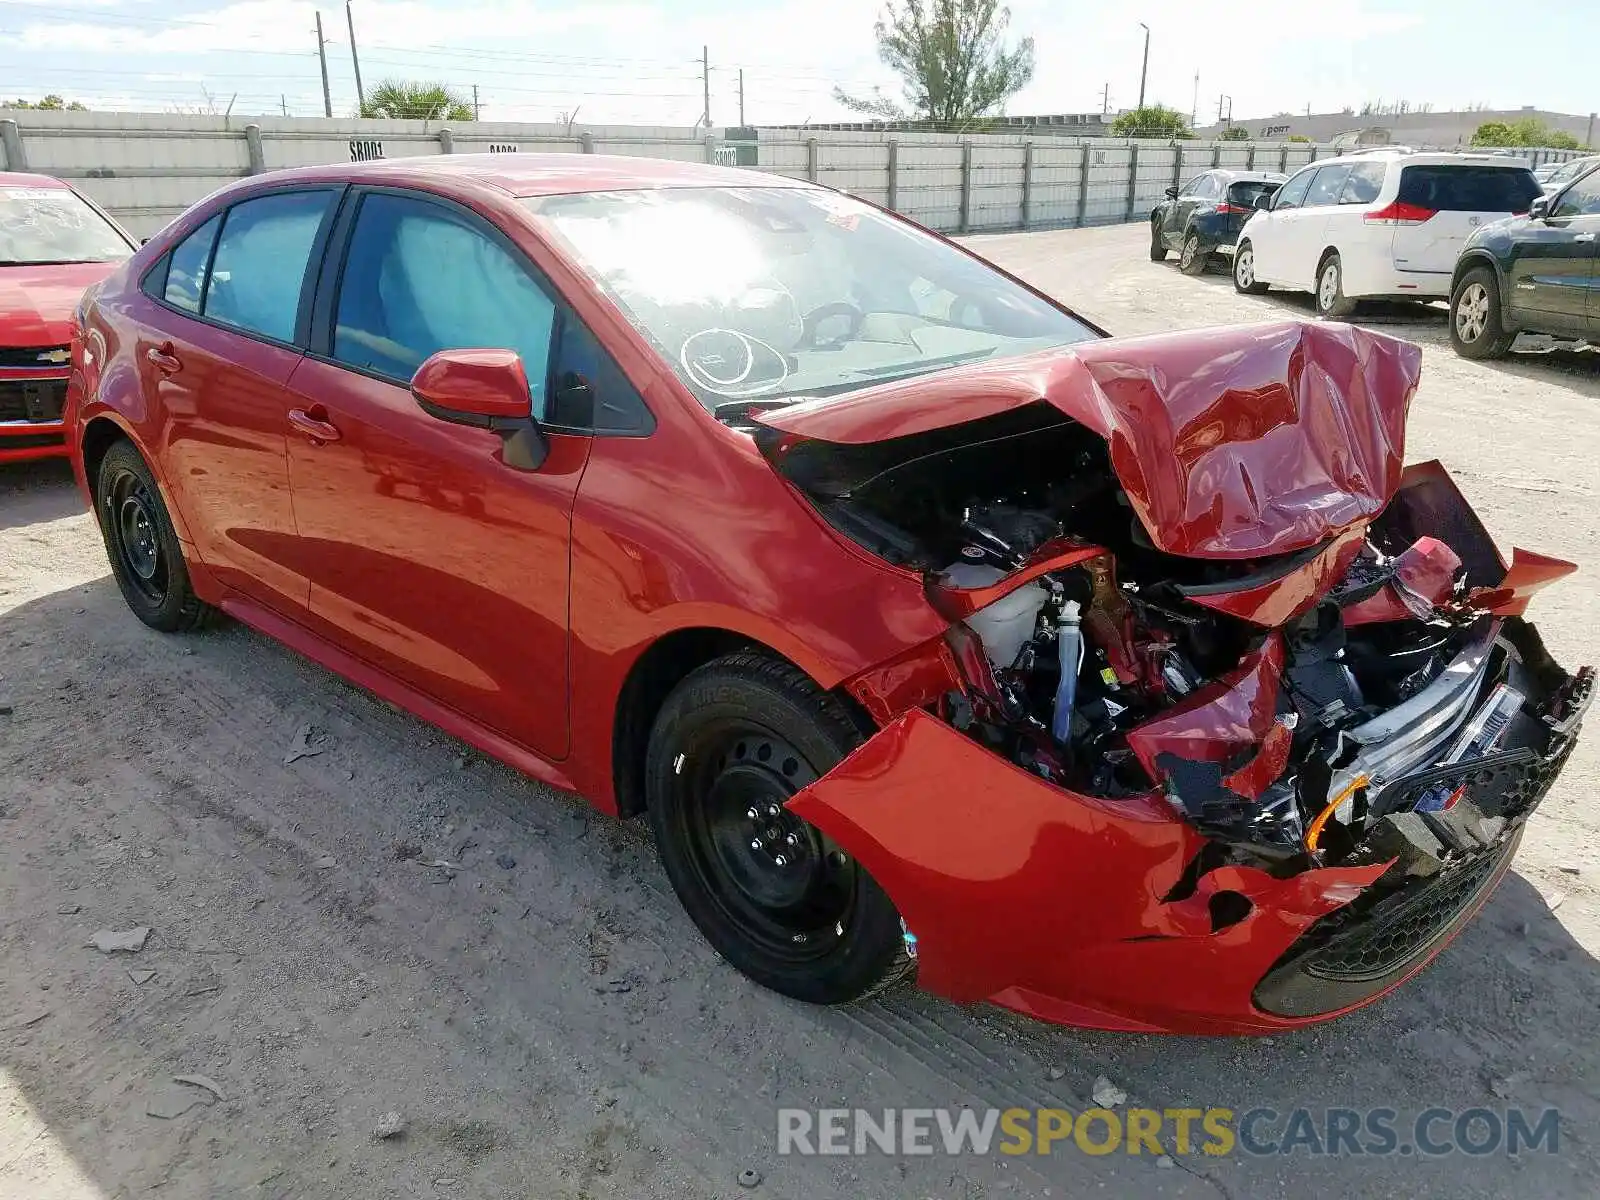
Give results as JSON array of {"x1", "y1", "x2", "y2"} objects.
[
  {"x1": 1217, "y1": 93, "x2": 1226, "y2": 126},
  {"x1": 1191, "y1": 71, "x2": 1199, "y2": 127},
  {"x1": 1136, "y1": 23, "x2": 1150, "y2": 112},
  {"x1": 346, "y1": 1, "x2": 364, "y2": 111},
  {"x1": 738, "y1": 68, "x2": 745, "y2": 127},
  {"x1": 701, "y1": 45, "x2": 711, "y2": 129},
  {"x1": 1101, "y1": 82, "x2": 1111, "y2": 115},
  {"x1": 314, "y1": 11, "x2": 332, "y2": 118},
  {"x1": 281, "y1": 94, "x2": 288, "y2": 117},
  {"x1": 473, "y1": 84, "x2": 480, "y2": 121}
]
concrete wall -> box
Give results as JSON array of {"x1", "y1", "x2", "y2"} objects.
[
  {"x1": 1192, "y1": 108, "x2": 1597, "y2": 156},
  {"x1": 1, "y1": 108, "x2": 1336, "y2": 239}
]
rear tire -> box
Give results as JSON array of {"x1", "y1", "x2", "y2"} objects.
[
  {"x1": 95, "y1": 440, "x2": 215, "y2": 633},
  {"x1": 1233, "y1": 239, "x2": 1269, "y2": 294},
  {"x1": 1179, "y1": 231, "x2": 1208, "y2": 275},
  {"x1": 1149, "y1": 221, "x2": 1168, "y2": 261},
  {"x1": 1316, "y1": 252, "x2": 1357, "y2": 318},
  {"x1": 644, "y1": 651, "x2": 913, "y2": 1005},
  {"x1": 1450, "y1": 267, "x2": 1513, "y2": 360}
]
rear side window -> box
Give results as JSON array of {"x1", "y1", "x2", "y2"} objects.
[
  {"x1": 1552, "y1": 172, "x2": 1600, "y2": 218},
  {"x1": 206, "y1": 191, "x2": 335, "y2": 342},
  {"x1": 1339, "y1": 161, "x2": 1386, "y2": 204},
  {"x1": 332, "y1": 193, "x2": 557, "y2": 413},
  {"x1": 1305, "y1": 165, "x2": 1353, "y2": 207},
  {"x1": 1397, "y1": 166, "x2": 1541, "y2": 213},
  {"x1": 160, "y1": 215, "x2": 221, "y2": 313}
]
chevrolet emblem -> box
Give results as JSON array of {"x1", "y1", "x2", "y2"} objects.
[{"x1": 36, "y1": 348, "x2": 71, "y2": 365}]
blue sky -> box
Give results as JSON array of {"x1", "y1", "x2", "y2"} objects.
[{"x1": 0, "y1": 0, "x2": 1594, "y2": 125}]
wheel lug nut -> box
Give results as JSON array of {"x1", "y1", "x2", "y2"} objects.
[
  {"x1": 766, "y1": 804, "x2": 780, "y2": 818},
  {"x1": 785, "y1": 833, "x2": 800, "y2": 847},
  {"x1": 749, "y1": 839, "x2": 762, "y2": 851},
  {"x1": 746, "y1": 807, "x2": 760, "y2": 821},
  {"x1": 774, "y1": 855, "x2": 788, "y2": 867}
]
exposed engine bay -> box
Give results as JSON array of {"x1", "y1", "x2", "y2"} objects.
[{"x1": 757, "y1": 399, "x2": 1592, "y2": 871}]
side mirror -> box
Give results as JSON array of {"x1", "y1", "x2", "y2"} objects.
[
  {"x1": 1164, "y1": 186, "x2": 1179, "y2": 200},
  {"x1": 412, "y1": 348, "x2": 548, "y2": 471},
  {"x1": 1253, "y1": 192, "x2": 1274, "y2": 211},
  {"x1": 1529, "y1": 195, "x2": 1551, "y2": 220}
]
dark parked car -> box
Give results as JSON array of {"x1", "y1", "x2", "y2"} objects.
[
  {"x1": 1449, "y1": 162, "x2": 1600, "y2": 358},
  {"x1": 1150, "y1": 170, "x2": 1285, "y2": 274}
]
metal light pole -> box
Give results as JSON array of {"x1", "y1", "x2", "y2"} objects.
[{"x1": 1137, "y1": 23, "x2": 1150, "y2": 112}]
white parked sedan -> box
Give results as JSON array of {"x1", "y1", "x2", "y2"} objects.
[{"x1": 1232, "y1": 151, "x2": 1544, "y2": 316}]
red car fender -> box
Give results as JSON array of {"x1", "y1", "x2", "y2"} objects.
[{"x1": 786, "y1": 708, "x2": 1391, "y2": 1032}]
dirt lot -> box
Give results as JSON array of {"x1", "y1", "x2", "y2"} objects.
[{"x1": 2, "y1": 221, "x2": 1597, "y2": 1200}]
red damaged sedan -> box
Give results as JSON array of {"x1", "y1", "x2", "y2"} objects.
[
  {"x1": 67, "y1": 156, "x2": 1591, "y2": 1034},
  {"x1": 2, "y1": 172, "x2": 136, "y2": 464}
]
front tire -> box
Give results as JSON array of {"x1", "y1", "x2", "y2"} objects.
[
  {"x1": 645, "y1": 652, "x2": 913, "y2": 1005},
  {"x1": 1450, "y1": 267, "x2": 1513, "y2": 359},
  {"x1": 1179, "y1": 231, "x2": 1208, "y2": 275},
  {"x1": 1233, "y1": 239, "x2": 1269, "y2": 294},
  {"x1": 1316, "y1": 252, "x2": 1357, "y2": 318},
  {"x1": 95, "y1": 440, "x2": 214, "y2": 633}
]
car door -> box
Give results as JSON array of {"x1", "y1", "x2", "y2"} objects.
[
  {"x1": 133, "y1": 188, "x2": 340, "y2": 620},
  {"x1": 1246, "y1": 166, "x2": 1314, "y2": 283},
  {"x1": 1286, "y1": 163, "x2": 1353, "y2": 286},
  {"x1": 1163, "y1": 173, "x2": 1213, "y2": 247},
  {"x1": 282, "y1": 188, "x2": 605, "y2": 760},
  {"x1": 1507, "y1": 168, "x2": 1600, "y2": 330}
]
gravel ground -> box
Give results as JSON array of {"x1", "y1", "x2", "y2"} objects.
[{"x1": 2, "y1": 221, "x2": 1596, "y2": 1199}]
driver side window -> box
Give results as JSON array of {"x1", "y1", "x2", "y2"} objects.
[
  {"x1": 1553, "y1": 173, "x2": 1600, "y2": 218},
  {"x1": 332, "y1": 193, "x2": 556, "y2": 417},
  {"x1": 1272, "y1": 168, "x2": 1316, "y2": 211}
]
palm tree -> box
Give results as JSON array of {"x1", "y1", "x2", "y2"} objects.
[{"x1": 359, "y1": 79, "x2": 474, "y2": 121}]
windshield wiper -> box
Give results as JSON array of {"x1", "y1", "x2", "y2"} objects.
[
  {"x1": 848, "y1": 346, "x2": 998, "y2": 380},
  {"x1": 710, "y1": 397, "x2": 805, "y2": 423}
]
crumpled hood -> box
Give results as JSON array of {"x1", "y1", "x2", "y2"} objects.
[
  {"x1": 0, "y1": 261, "x2": 120, "y2": 348},
  {"x1": 757, "y1": 321, "x2": 1421, "y2": 560}
]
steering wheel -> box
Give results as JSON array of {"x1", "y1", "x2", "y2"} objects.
[{"x1": 799, "y1": 301, "x2": 865, "y2": 349}]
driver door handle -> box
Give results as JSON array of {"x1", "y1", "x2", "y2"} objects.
[
  {"x1": 288, "y1": 406, "x2": 341, "y2": 444},
  {"x1": 1575, "y1": 232, "x2": 1596, "y2": 243},
  {"x1": 146, "y1": 343, "x2": 182, "y2": 374}
]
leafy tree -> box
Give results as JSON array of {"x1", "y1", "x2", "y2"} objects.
[
  {"x1": 833, "y1": 0, "x2": 1034, "y2": 129},
  {"x1": 359, "y1": 79, "x2": 474, "y2": 121},
  {"x1": 1472, "y1": 118, "x2": 1582, "y2": 150},
  {"x1": 1219, "y1": 126, "x2": 1250, "y2": 141},
  {"x1": 1110, "y1": 104, "x2": 1189, "y2": 139},
  {"x1": 7, "y1": 94, "x2": 88, "y2": 111}
]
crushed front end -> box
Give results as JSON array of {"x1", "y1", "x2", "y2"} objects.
[{"x1": 757, "y1": 321, "x2": 1591, "y2": 1032}]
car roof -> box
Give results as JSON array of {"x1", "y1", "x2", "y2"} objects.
[
  {"x1": 240, "y1": 153, "x2": 810, "y2": 199},
  {"x1": 0, "y1": 171, "x2": 71, "y2": 190},
  {"x1": 1213, "y1": 170, "x2": 1286, "y2": 183},
  {"x1": 1306, "y1": 151, "x2": 1535, "y2": 171}
]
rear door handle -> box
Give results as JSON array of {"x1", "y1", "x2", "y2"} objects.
[
  {"x1": 288, "y1": 407, "x2": 341, "y2": 444},
  {"x1": 146, "y1": 343, "x2": 182, "y2": 374},
  {"x1": 1575, "y1": 232, "x2": 1596, "y2": 243}
]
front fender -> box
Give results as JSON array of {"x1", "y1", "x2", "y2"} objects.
[{"x1": 787, "y1": 709, "x2": 1389, "y2": 1033}]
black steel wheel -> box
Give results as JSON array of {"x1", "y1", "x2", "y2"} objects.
[
  {"x1": 96, "y1": 439, "x2": 214, "y2": 632},
  {"x1": 645, "y1": 652, "x2": 913, "y2": 1004}
]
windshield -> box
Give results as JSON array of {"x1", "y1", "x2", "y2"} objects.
[
  {"x1": 1548, "y1": 158, "x2": 1599, "y2": 187},
  {"x1": 0, "y1": 185, "x2": 133, "y2": 266},
  {"x1": 526, "y1": 187, "x2": 1094, "y2": 411}
]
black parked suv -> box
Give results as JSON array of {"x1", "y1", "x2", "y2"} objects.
[
  {"x1": 1150, "y1": 170, "x2": 1285, "y2": 275},
  {"x1": 1450, "y1": 161, "x2": 1600, "y2": 358}
]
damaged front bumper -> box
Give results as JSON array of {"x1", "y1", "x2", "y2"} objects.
[{"x1": 789, "y1": 634, "x2": 1590, "y2": 1035}]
